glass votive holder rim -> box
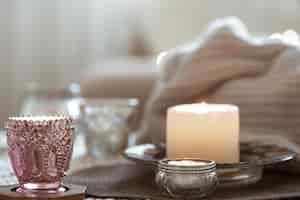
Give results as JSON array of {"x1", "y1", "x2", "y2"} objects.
[
  {"x1": 5, "y1": 116, "x2": 73, "y2": 130},
  {"x1": 81, "y1": 97, "x2": 139, "y2": 107},
  {"x1": 158, "y1": 158, "x2": 216, "y2": 173}
]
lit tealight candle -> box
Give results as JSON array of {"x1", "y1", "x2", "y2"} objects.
[{"x1": 167, "y1": 103, "x2": 239, "y2": 163}]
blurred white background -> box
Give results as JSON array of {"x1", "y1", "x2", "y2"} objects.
[{"x1": 0, "y1": 0, "x2": 300, "y2": 123}]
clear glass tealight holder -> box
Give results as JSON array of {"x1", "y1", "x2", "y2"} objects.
[{"x1": 156, "y1": 159, "x2": 218, "y2": 199}]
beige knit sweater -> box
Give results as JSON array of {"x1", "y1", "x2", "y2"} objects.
[{"x1": 137, "y1": 17, "x2": 300, "y2": 148}]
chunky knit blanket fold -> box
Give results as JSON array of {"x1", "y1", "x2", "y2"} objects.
[{"x1": 137, "y1": 17, "x2": 300, "y2": 148}]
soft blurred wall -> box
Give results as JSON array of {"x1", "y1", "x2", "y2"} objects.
[
  {"x1": 0, "y1": 0, "x2": 300, "y2": 123},
  {"x1": 0, "y1": 0, "x2": 145, "y2": 123},
  {"x1": 141, "y1": 0, "x2": 300, "y2": 51}
]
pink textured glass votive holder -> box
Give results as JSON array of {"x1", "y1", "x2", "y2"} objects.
[{"x1": 5, "y1": 116, "x2": 74, "y2": 191}]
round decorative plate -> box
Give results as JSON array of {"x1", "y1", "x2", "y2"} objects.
[
  {"x1": 123, "y1": 141, "x2": 295, "y2": 187},
  {"x1": 124, "y1": 142, "x2": 294, "y2": 167}
]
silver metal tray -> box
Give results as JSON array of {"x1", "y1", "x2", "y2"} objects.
[{"x1": 124, "y1": 141, "x2": 295, "y2": 187}]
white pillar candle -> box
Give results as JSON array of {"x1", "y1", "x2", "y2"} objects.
[{"x1": 167, "y1": 103, "x2": 239, "y2": 163}]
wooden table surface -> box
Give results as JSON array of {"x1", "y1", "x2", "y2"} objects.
[
  {"x1": 0, "y1": 171, "x2": 146, "y2": 200},
  {"x1": 1, "y1": 145, "x2": 298, "y2": 200}
]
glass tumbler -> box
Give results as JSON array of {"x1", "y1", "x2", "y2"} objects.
[
  {"x1": 79, "y1": 98, "x2": 138, "y2": 159},
  {"x1": 5, "y1": 116, "x2": 74, "y2": 192}
]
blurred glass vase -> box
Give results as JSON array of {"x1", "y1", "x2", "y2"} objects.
[{"x1": 80, "y1": 98, "x2": 138, "y2": 159}]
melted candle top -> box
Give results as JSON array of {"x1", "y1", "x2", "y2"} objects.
[{"x1": 170, "y1": 103, "x2": 238, "y2": 114}]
